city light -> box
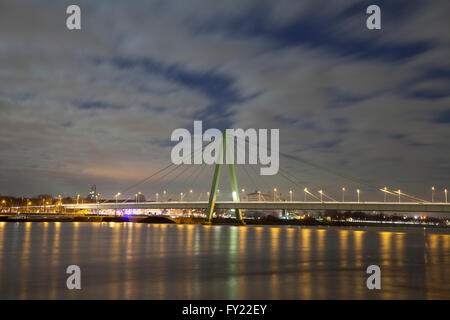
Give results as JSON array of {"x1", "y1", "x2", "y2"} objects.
[
  {"x1": 320, "y1": 190, "x2": 336, "y2": 202},
  {"x1": 135, "y1": 192, "x2": 142, "y2": 204},
  {"x1": 302, "y1": 188, "x2": 320, "y2": 201}
]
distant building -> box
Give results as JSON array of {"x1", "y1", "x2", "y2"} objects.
[
  {"x1": 244, "y1": 191, "x2": 285, "y2": 202},
  {"x1": 136, "y1": 193, "x2": 146, "y2": 202},
  {"x1": 88, "y1": 185, "x2": 98, "y2": 200},
  {"x1": 242, "y1": 190, "x2": 283, "y2": 218},
  {"x1": 244, "y1": 191, "x2": 270, "y2": 202}
]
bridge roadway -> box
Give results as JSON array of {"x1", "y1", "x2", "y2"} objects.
[{"x1": 63, "y1": 201, "x2": 450, "y2": 213}]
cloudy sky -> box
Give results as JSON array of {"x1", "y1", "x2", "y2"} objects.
[{"x1": 0, "y1": 0, "x2": 449, "y2": 202}]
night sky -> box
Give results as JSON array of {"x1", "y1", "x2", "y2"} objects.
[{"x1": 0, "y1": 0, "x2": 449, "y2": 201}]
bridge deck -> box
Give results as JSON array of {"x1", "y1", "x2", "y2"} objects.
[{"x1": 62, "y1": 201, "x2": 450, "y2": 213}]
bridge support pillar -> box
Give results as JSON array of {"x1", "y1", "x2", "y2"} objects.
[{"x1": 206, "y1": 131, "x2": 244, "y2": 224}]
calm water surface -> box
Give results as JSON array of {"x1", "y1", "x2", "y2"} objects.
[{"x1": 0, "y1": 222, "x2": 449, "y2": 299}]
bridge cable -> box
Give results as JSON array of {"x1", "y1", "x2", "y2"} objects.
[
  {"x1": 239, "y1": 164, "x2": 258, "y2": 192},
  {"x1": 108, "y1": 138, "x2": 217, "y2": 203},
  {"x1": 232, "y1": 133, "x2": 428, "y2": 202},
  {"x1": 159, "y1": 164, "x2": 199, "y2": 201}
]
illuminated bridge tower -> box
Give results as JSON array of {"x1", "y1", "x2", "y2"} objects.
[{"x1": 206, "y1": 131, "x2": 244, "y2": 224}]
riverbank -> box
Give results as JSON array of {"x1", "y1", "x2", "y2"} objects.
[{"x1": 0, "y1": 214, "x2": 448, "y2": 228}]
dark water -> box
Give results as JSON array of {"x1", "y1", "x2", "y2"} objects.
[{"x1": 0, "y1": 222, "x2": 449, "y2": 299}]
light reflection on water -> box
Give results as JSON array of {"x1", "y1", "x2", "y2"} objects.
[{"x1": 0, "y1": 222, "x2": 449, "y2": 299}]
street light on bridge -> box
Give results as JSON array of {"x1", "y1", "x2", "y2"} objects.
[
  {"x1": 431, "y1": 186, "x2": 435, "y2": 202},
  {"x1": 397, "y1": 190, "x2": 401, "y2": 203},
  {"x1": 115, "y1": 192, "x2": 121, "y2": 204},
  {"x1": 318, "y1": 190, "x2": 323, "y2": 202},
  {"x1": 356, "y1": 189, "x2": 360, "y2": 203},
  {"x1": 342, "y1": 187, "x2": 346, "y2": 202},
  {"x1": 156, "y1": 193, "x2": 159, "y2": 202},
  {"x1": 135, "y1": 192, "x2": 141, "y2": 204},
  {"x1": 304, "y1": 188, "x2": 308, "y2": 201},
  {"x1": 289, "y1": 190, "x2": 293, "y2": 202},
  {"x1": 180, "y1": 192, "x2": 184, "y2": 201},
  {"x1": 76, "y1": 194, "x2": 80, "y2": 205},
  {"x1": 383, "y1": 187, "x2": 387, "y2": 202},
  {"x1": 273, "y1": 188, "x2": 277, "y2": 201},
  {"x1": 445, "y1": 189, "x2": 448, "y2": 204}
]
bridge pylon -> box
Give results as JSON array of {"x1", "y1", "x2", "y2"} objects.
[{"x1": 205, "y1": 131, "x2": 244, "y2": 224}]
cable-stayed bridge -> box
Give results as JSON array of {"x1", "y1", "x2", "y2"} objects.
[
  {"x1": 58, "y1": 132, "x2": 450, "y2": 223},
  {"x1": 14, "y1": 132, "x2": 449, "y2": 223}
]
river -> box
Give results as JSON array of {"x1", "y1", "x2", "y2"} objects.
[{"x1": 0, "y1": 222, "x2": 449, "y2": 299}]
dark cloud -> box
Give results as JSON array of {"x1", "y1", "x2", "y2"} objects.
[
  {"x1": 196, "y1": 0, "x2": 432, "y2": 61},
  {"x1": 434, "y1": 110, "x2": 450, "y2": 124},
  {"x1": 75, "y1": 100, "x2": 125, "y2": 110},
  {"x1": 105, "y1": 56, "x2": 246, "y2": 128}
]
